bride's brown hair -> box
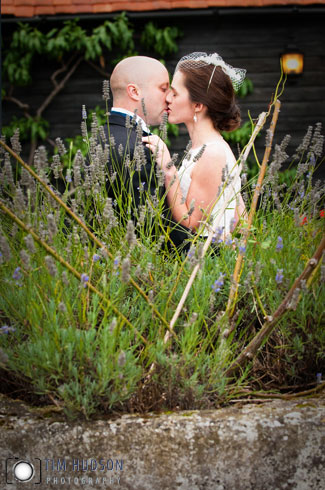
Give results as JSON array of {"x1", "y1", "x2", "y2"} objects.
[{"x1": 178, "y1": 63, "x2": 241, "y2": 132}]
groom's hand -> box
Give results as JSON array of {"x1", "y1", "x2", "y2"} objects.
[{"x1": 142, "y1": 135, "x2": 171, "y2": 171}]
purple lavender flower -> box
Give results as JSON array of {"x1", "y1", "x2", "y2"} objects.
[
  {"x1": 12, "y1": 267, "x2": 22, "y2": 281},
  {"x1": 275, "y1": 269, "x2": 284, "y2": 284},
  {"x1": 113, "y1": 254, "x2": 120, "y2": 275},
  {"x1": 137, "y1": 182, "x2": 146, "y2": 192},
  {"x1": 0, "y1": 325, "x2": 16, "y2": 334},
  {"x1": 276, "y1": 236, "x2": 283, "y2": 251},
  {"x1": 93, "y1": 253, "x2": 101, "y2": 262},
  {"x1": 187, "y1": 247, "x2": 195, "y2": 259},
  {"x1": 225, "y1": 237, "x2": 233, "y2": 247},
  {"x1": 81, "y1": 273, "x2": 89, "y2": 288},
  {"x1": 82, "y1": 105, "x2": 87, "y2": 120},
  {"x1": 66, "y1": 169, "x2": 72, "y2": 183},
  {"x1": 212, "y1": 227, "x2": 224, "y2": 244},
  {"x1": 212, "y1": 273, "x2": 226, "y2": 293},
  {"x1": 238, "y1": 244, "x2": 246, "y2": 255}
]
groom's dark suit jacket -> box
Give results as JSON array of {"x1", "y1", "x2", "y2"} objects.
[{"x1": 103, "y1": 112, "x2": 191, "y2": 250}]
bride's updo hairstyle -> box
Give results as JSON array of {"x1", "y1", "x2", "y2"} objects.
[{"x1": 175, "y1": 52, "x2": 246, "y2": 132}]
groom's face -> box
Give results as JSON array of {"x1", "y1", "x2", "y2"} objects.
[{"x1": 140, "y1": 66, "x2": 170, "y2": 126}]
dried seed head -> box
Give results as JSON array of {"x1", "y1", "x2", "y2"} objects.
[
  {"x1": 14, "y1": 185, "x2": 26, "y2": 214},
  {"x1": 55, "y1": 137, "x2": 67, "y2": 156},
  {"x1": 265, "y1": 129, "x2": 273, "y2": 148},
  {"x1": 58, "y1": 302, "x2": 67, "y2": 313},
  {"x1": 10, "y1": 128, "x2": 22, "y2": 155},
  {"x1": 47, "y1": 213, "x2": 58, "y2": 240},
  {"x1": 141, "y1": 98, "x2": 147, "y2": 118},
  {"x1": 109, "y1": 318, "x2": 117, "y2": 334},
  {"x1": 20, "y1": 249, "x2": 31, "y2": 270},
  {"x1": 45, "y1": 255, "x2": 57, "y2": 277},
  {"x1": 193, "y1": 144, "x2": 206, "y2": 162},
  {"x1": 126, "y1": 220, "x2": 137, "y2": 249},
  {"x1": 118, "y1": 350, "x2": 126, "y2": 367},
  {"x1": 51, "y1": 154, "x2": 61, "y2": 179},
  {"x1": 188, "y1": 312, "x2": 198, "y2": 324},
  {"x1": 121, "y1": 256, "x2": 131, "y2": 283},
  {"x1": 81, "y1": 121, "x2": 88, "y2": 139},
  {"x1": 3, "y1": 153, "x2": 15, "y2": 189},
  {"x1": 188, "y1": 199, "x2": 195, "y2": 217},
  {"x1": 103, "y1": 198, "x2": 118, "y2": 231},
  {"x1": 118, "y1": 143, "x2": 124, "y2": 157},
  {"x1": 34, "y1": 146, "x2": 48, "y2": 172},
  {"x1": 159, "y1": 112, "x2": 168, "y2": 141},
  {"x1": 287, "y1": 288, "x2": 300, "y2": 310},
  {"x1": 167, "y1": 153, "x2": 178, "y2": 170},
  {"x1": 0, "y1": 234, "x2": 11, "y2": 261},
  {"x1": 125, "y1": 115, "x2": 132, "y2": 130},
  {"x1": 294, "y1": 125, "x2": 313, "y2": 157},
  {"x1": 24, "y1": 234, "x2": 36, "y2": 254},
  {"x1": 102, "y1": 80, "x2": 110, "y2": 101},
  {"x1": 62, "y1": 270, "x2": 69, "y2": 286}
]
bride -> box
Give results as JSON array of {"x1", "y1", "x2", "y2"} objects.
[{"x1": 143, "y1": 52, "x2": 247, "y2": 239}]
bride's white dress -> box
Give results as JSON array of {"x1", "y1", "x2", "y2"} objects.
[{"x1": 177, "y1": 139, "x2": 242, "y2": 237}]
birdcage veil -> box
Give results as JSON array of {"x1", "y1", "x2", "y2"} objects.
[{"x1": 175, "y1": 52, "x2": 246, "y2": 91}]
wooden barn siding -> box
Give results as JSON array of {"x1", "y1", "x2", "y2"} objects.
[{"x1": 2, "y1": 8, "x2": 325, "y2": 175}]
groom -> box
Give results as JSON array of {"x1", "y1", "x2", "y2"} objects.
[{"x1": 104, "y1": 56, "x2": 191, "y2": 249}]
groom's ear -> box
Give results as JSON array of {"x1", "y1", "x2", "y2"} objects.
[{"x1": 127, "y1": 83, "x2": 141, "y2": 101}]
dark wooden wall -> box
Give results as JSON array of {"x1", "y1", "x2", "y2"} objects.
[{"x1": 2, "y1": 7, "x2": 325, "y2": 178}]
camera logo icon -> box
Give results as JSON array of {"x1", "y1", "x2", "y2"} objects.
[{"x1": 6, "y1": 458, "x2": 41, "y2": 484}]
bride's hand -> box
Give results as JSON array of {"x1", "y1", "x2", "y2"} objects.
[{"x1": 142, "y1": 135, "x2": 171, "y2": 171}]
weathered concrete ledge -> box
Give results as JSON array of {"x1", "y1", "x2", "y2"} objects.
[{"x1": 1, "y1": 394, "x2": 325, "y2": 490}]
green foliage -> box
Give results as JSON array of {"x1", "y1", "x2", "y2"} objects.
[
  {"x1": 45, "y1": 20, "x2": 88, "y2": 59},
  {"x1": 140, "y1": 22, "x2": 183, "y2": 58},
  {"x1": 223, "y1": 121, "x2": 254, "y2": 148},
  {"x1": 0, "y1": 116, "x2": 324, "y2": 418},
  {"x1": 2, "y1": 116, "x2": 49, "y2": 142},
  {"x1": 236, "y1": 77, "x2": 254, "y2": 98},
  {"x1": 3, "y1": 49, "x2": 34, "y2": 86},
  {"x1": 2, "y1": 13, "x2": 135, "y2": 86}
]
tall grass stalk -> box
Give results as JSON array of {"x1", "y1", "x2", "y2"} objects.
[
  {"x1": 226, "y1": 100, "x2": 281, "y2": 318},
  {"x1": 165, "y1": 109, "x2": 268, "y2": 342}
]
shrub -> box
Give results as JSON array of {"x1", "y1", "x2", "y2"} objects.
[{"x1": 0, "y1": 101, "x2": 324, "y2": 419}]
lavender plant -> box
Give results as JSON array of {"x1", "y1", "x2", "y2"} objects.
[{"x1": 0, "y1": 98, "x2": 324, "y2": 418}]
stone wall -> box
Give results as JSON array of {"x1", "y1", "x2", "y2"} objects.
[{"x1": 1, "y1": 393, "x2": 325, "y2": 489}]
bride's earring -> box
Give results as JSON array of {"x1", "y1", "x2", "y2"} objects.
[{"x1": 193, "y1": 113, "x2": 198, "y2": 123}]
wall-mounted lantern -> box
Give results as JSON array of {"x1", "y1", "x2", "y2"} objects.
[{"x1": 280, "y1": 46, "x2": 304, "y2": 76}]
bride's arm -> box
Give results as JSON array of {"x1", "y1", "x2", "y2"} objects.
[{"x1": 143, "y1": 135, "x2": 223, "y2": 231}]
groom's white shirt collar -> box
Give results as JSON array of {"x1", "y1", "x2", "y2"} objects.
[{"x1": 111, "y1": 107, "x2": 151, "y2": 134}]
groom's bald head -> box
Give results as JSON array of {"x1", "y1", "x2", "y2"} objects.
[{"x1": 110, "y1": 56, "x2": 170, "y2": 125}]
